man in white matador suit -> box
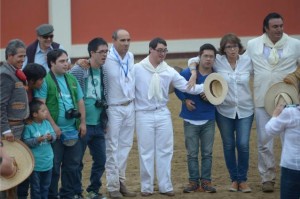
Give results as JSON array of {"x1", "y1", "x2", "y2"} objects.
[
  {"x1": 134, "y1": 37, "x2": 205, "y2": 197},
  {"x1": 104, "y1": 29, "x2": 137, "y2": 199},
  {"x1": 246, "y1": 12, "x2": 300, "y2": 192}
]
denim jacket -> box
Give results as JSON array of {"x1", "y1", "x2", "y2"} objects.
[{"x1": 0, "y1": 62, "x2": 29, "y2": 134}]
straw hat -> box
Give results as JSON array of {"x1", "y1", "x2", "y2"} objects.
[
  {"x1": 204, "y1": 73, "x2": 228, "y2": 105},
  {"x1": 264, "y1": 82, "x2": 300, "y2": 116},
  {"x1": 0, "y1": 140, "x2": 34, "y2": 191}
]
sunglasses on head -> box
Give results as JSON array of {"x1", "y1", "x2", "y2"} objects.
[{"x1": 42, "y1": 34, "x2": 54, "y2": 39}]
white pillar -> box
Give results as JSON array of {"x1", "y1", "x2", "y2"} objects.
[{"x1": 48, "y1": 0, "x2": 72, "y2": 56}]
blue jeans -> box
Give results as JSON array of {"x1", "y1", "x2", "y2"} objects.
[
  {"x1": 76, "y1": 124, "x2": 106, "y2": 194},
  {"x1": 48, "y1": 139, "x2": 82, "y2": 199},
  {"x1": 17, "y1": 177, "x2": 30, "y2": 199},
  {"x1": 184, "y1": 120, "x2": 215, "y2": 183},
  {"x1": 30, "y1": 170, "x2": 52, "y2": 199},
  {"x1": 216, "y1": 111, "x2": 253, "y2": 183},
  {"x1": 281, "y1": 167, "x2": 300, "y2": 199}
]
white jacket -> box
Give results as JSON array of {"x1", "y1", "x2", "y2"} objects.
[{"x1": 246, "y1": 34, "x2": 300, "y2": 107}]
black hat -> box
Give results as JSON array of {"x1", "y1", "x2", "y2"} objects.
[{"x1": 36, "y1": 24, "x2": 54, "y2": 36}]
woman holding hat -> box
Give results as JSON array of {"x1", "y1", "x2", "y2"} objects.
[{"x1": 188, "y1": 33, "x2": 254, "y2": 192}]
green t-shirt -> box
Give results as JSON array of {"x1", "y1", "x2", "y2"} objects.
[
  {"x1": 23, "y1": 120, "x2": 55, "y2": 171},
  {"x1": 85, "y1": 68, "x2": 103, "y2": 125}
]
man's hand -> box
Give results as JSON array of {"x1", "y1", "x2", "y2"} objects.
[
  {"x1": 76, "y1": 59, "x2": 90, "y2": 69},
  {"x1": 185, "y1": 99, "x2": 196, "y2": 111},
  {"x1": 52, "y1": 124, "x2": 62, "y2": 139},
  {"x1": 79, "y1": 122, "x2": 86, "y2": 138},
  {"x1": 200, "y1": 92, "x2": 208, "y2": 101},
  {"x1": 4, "y1": 133, "x2": 14, "y2": 142}
]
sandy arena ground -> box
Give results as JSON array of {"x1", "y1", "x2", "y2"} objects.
[{"x1": 81, "y1": 58, "x2": 282, "y2": 199}]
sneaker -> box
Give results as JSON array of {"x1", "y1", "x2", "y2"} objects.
[
  {"x1": 109, "y1": 191, "x2": 123, "y2": 199},
  {"x1": 229, "y1": 181, "x2": 238, "y2": 192},
  {"x1": 74, "y1": 194, "x2": 84, "y2": 199},
  {"x1": 86, "y1": 191, "x2": 107, "y2": 199},
  {"x1": 183, "y1": 181, "x2": 199, "y2": 193},
  {"x1": 262, "y1": 181, "x2": 274, "y2": 192},
  {"x1": 200, "y1": 180, "x2": 216, "y2": 193},
  {"x1": 239, "y1": 182, "x2": 252, "y2": 193}
]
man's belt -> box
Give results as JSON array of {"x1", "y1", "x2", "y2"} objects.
[
  {"x1": 119, "y1": 100, "x2": 133, "y2": 106},
  {"x1": 8, "y1": 120, "x2": 24, "y2": 125}
]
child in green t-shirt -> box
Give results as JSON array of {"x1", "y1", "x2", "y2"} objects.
[{"x1": 22, "y1": 100, "x2": 56, "y2": 199}]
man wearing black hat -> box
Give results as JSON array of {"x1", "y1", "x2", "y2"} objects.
[{"x1": 22, "y1": 24, "x2": 65, "y2": 72}]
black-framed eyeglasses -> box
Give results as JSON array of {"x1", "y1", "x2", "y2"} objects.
[
  {"x1": 42, "y1": 34, "x2": 54, "y2": 39},
  {"x1": 95, "y1": 50, "x2": 110, "y2": 54},
  {"x1": 154, "y1": 48, "x2": 168, "y2": 54}
]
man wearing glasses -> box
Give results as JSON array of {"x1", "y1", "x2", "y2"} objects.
[
  {"x1": 70, "y1": 37, "x2": 108, "y2": 199},
  {"x1": 23, "y1": 24, "x2": 65, "y2": 72},
  {"x1": 134, "y1": 37, "x2": 204, "y2": 197}
]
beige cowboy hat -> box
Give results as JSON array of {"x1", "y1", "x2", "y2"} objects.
[
  {"x1": 264, "y1": 82, "x2": 299, "y2": 116},
  {"x1": 204, "y1": 73, "x2": 228, "y2": 105},
  {"x1": 0, "y1": 140, "x2": 34, "y2": 191}
]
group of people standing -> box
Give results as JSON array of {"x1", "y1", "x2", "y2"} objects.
[
  {"x1": 179, "y1": 12, "x2": 300, "y2": 199},
  {"x1": 0, "y1": 11, "x2": 300, "y2": 199}
]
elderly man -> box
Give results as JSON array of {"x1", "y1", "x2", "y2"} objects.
[
  {"x1": 246, "y1": 12, "x2": 300, "y2": 192},
  {"x1": 0, "y1": 39, "x2": 28, "y2": 141},
  {"x1": 0, "y1": 39, "x2": 28, "y2": 199},
  {"x1": 23, "y1": 24, "x2": 65, "y2": 72}
]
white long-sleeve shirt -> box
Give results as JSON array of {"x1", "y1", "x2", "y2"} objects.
[
  {"x1": 135, "y1": 61, "x2": 203, "y2": 111},
  {"x1": 188, "y1": 54, "x2": 254, "y2": 119},
  {"x1": 265, "y1": 106, "x2": 300, "y2": 171}
]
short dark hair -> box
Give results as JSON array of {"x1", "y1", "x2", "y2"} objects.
[
  {"x1": 219, "y1": 33, "x2": 244, "y2": 55},
  {"x1": 149, "y1": 37, "x2": 167, "y2": 54},
  {"x1": 23, "y1": 63, "x2": 46, "y2": 82},
  {"x1": 199, "y1": 43, "x2": 217, "y2": 57},
  {"x1": 29, "y1": 99, "x2": 44, "y2": 118},
  {"x1": 5, "y1": 39, "x2": 26, "y2": 60},
  {"x1": 47, "y1": 49, "x2": 68, "y2": 69},
  {"x1": 263, "y1": 12, "x2": 283, "y2": 33},
  {"x1": 87, "y1": 37, "x2": 108, "y2": 57},
  {"x1": 149, "y1": 37, "x2": 167, "y2": 49}
]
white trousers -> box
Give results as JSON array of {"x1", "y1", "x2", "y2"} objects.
[
  {"x1": 136, "y1": 107, "x2": 174, "y2": 193},
  {"x1": 255, "y1": 107, "x2": 277, "y2": 183},
  {"x1": 105, "y1": 102, "x2": 135, "y2": 192}
]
